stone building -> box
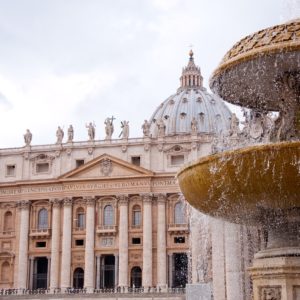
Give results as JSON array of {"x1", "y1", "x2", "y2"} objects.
[{"x1": 0, "y1": 52, "x2": 233, "y2": 294}]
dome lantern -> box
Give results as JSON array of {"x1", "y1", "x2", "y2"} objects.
[{"x1": 179, "y1": 51, "x2": 203, "y2": 90}]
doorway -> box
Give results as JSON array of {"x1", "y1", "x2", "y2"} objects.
[
  {"x1": 73, "y1": 268, "x2": 84, "y2": 289},
  {"x1": 33, "y1": 257, "x2": 48, "y2": 289},
  {"x1": 130, "y1": 266, "x2": 142, "y2": 288},
  {"x1": 173, "y1": 253, "x2": 188, "y2": 288},
  {"x1": 101, "y1": 255, "x2": 115, "y2": 288}
]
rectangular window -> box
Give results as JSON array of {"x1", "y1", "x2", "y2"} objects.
[
  {"x1": 6, "y1": 165, "x2": 16, "y2": 176},
  {"x1": 36, "y1": 241, "x2": 46, "y2": 248},
  {"x1": 77, "y1": 213, "x2": 85, "y2": 229},
  {"x1": 133, "y1": 211, "x2": 141, "y2": 226},
  {"x1": 174, "y1": 236, "x2": 185, "y2": 244},
  {"x1": 171, "y1": 155, "x2": 184, "y2": 166},
  {"x1": 36, "y1": 163, "x2": 49, "y2": 173},
  {"x1": 76, "y1": 159, "x2": 85, "y2": 168},
  {"x1": 131, "y1": 156, "x2": 141, "y2": 166},
  {"x1": 132, "y1": 237, "x2": 141, "y2": 244},
  {"x1": 75, "y1": 239, "x2": 84, "y2": 246}
]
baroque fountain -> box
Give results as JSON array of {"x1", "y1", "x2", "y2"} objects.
[{"x1": 178, "y1": 20, "x2": 300, "y2": 300}]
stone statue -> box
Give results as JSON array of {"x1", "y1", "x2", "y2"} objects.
[
  {"x1": 191, "y1": 117, "x2": 198, "y2": 134},
  {"x1": 67, "y1": 125, "x2": 74, "y2": 142},
  {"x1": 157, "y1": 118, "x2": 166, "y2": 137},
  {"x1": 249, "y1": 111, "x2": 264, "y2": 142},
  {"x1": 24, "y1": 129, "x2": 32, "y2": 146},
  {"x1": 120, "y1": 120, "x2": 129, "y2": 139},
  {"x1": 56, "y1": 126, "x2": 64, "y2": 144},
  {"x1": 105, "y1": 116, "x2": 115, "y2": 140},
  {"x1": 229, "y1": 113, "x2": 240, "y2": 137},
  {"x1": 142, "y1": 120, "x2": 150, "y2": 137},
  {"x1": 86, "y1": 122, "x2": 95, "y2": 141},
  {"x1": 262, "y1": 112, "x2": 275, "y2": 143}
]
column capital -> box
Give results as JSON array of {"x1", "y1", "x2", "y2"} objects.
[
  {"x1": 50, "y1": 198, "x2": 62, "y2": 207},
  {"x1": 141, "y1": 193, "x2": 153, "y2": 203},
  {"x1": 84, "y1": 196, "x2": 96, "y2": 206},
  {"x1": 17, "y1": 200, "x2": 30, "y2": 210},
  {"x1": 63, "y1": 197, "x2": 73, "y2": 206},
  {"x1": 155, "y1": 193, "x2": 167, "y2": 203},
  {"x1": 117, "y1": 194, "x2": 129, "y2": 205}
]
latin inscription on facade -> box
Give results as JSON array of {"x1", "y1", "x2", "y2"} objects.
[{"x1": 0, "y1": 178, "x2": 178, "y2": 198}]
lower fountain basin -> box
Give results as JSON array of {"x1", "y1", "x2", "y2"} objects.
[{"x1": 177, "y1": 141, "x2": 300, "y2": 225}]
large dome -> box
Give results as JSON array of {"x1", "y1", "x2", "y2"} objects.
[{"x1": 149, "y1": 51, "x2": 232, "y2": 137}]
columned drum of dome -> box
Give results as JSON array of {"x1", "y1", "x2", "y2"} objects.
[{"x1": 149, "y1": 51, "x2": 232, "y2": 138}]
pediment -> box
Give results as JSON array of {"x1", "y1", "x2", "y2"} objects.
[{"x1": 59, "y1": 154, "x2": 153, "y2": 179}]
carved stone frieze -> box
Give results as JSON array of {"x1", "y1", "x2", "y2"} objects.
[
  {"x1": 0, "y1": 202, "x2": 17, "y2": 209},
  {"x1": 50, "y1": 198, "x2": 62, "y2": 207},
  {"x1": 30, "y1": 153, "x2": 55, "y2": 175},
  {"x1": 260, "y1": 286, "x2": 281, "y2": 300},
  {"x1": 141, "y1": 193, "x2": 153, "y2": 203},
  {"x1": 156, "y1": 193, "x2": 167, "y2": 203},
  {"x1": 117, "y1": 194, "x2": 128, "y2": 205},
  {"x1": 100, "y1": 158, "x2": 113, "y2": 176},
  {"x1": 17, "y1": 200, "x2": 30, "y2": 210},
  {"x1": 144, "y1": 143, "x2": 150, "y2": 151},
  {"x1": 87, "y1": 147, "x2": 94, "y2": 155},
  {"x1": 164, "y1": 144, "x2": 191, "y2": 153},
  {"x1": 84, "y1": 196, "x2": 95, "y2": 206},
  {"x1": 63, "y1": 197, "x2": 73, "y2": 206},
  {"x1": 66, "y1": 148, "x2": 72, "y2": 156},
  {"x1": 23, "y1": 152, "x2": 30, "y2": 160},
  {"x1": 157, "y1": 143, "x2": 163, "y2": 152}
]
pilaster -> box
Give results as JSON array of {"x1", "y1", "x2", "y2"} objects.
[
  {"x1": 17, "y1": 200, "x2": 30, "y2": 291},
  {"x1": 118, "y1": 194, "x2": 129, "y2": 288},
  {"x1": 84, "y1": 196, "x2": 96, "y2": 292},
  {"x1": 60, "y1": 197, "x2": 73, "y2": 291},
  {"x1": 49, "y1": 198, "x2": 61, "y2": 292},
  {"x1": 142, "y1": 193, "x2": 153, "y2": 289},
  {"x1": 156, "y1": 193, "x2": 167, "y2": 290}
]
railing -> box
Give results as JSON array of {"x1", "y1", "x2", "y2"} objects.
[
  {"x1": 29, "y1": 228, "x2": 51, "y2": 237},
  {"x1": 0, "y1": 287, "x2": 186, "y2": 295},
  {"x1": 74, "y1": 226, "x2": 85, "y2": 232},
  {"x1": 131, "y1": 224, "x2": 142, "y2": 230},
  {"x1": 96, "y1": 225, "x2": 118, "y2": 235},
  {"x1": 168, "y1": 223, "x2": 189, "y2": 232},
  {"x1": 0, "y1": 230, "x2": 15, "y2": 236}
]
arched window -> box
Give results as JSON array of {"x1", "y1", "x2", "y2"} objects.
[
  {"x1": 3, "y1": 211, "x2": 13, "y2": 232},
  {"x1": 132, "y1": 205, "x2": 141, "y2": 227},
  {"x1": 1, "y1": 261, "x2": 10, "y2": 282},
  {"x1": 38, "y1": 208, "x2": 48, "y2": 230},
  {"x1": 76, "y1": 207, "x2": 85, "y2": 229},
  {"x1": 103, "y1": 205, "x2": 114, "y2": 226},
  {"x1": 73, "y1": 267, "x2": 84, "y2": 289},
  {"x1": 174, "y1": 202, "x2": 185, "y2": 224}
]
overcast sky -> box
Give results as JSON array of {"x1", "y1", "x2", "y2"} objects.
[{"x1": 0, "y1": 0, "x2": 297, "y2": 148}]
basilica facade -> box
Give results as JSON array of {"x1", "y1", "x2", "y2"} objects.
[{"x1": 0, "y1": 52, "x2": 235, "y2": 294}]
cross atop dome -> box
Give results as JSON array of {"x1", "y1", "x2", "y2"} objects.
[{"x1": 179, "y1": 51, "x2": 203, "y2": 90}]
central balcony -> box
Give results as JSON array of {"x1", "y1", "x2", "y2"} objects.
[
  {"x1": 167, "y1": 223, "x2": 189, "y2": 234},
  {"x1": 29, "y1": 228, "x2": 51, "y2": 238},
  {"x1": 96, "y1": 225, "x2": 118, "y2": 236}
]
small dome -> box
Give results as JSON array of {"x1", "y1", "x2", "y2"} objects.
[{"x1": 149, "y1": 53, "x2": 232, "y2": 137}]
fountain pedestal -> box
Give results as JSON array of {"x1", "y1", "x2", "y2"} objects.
[{"x1": 249, "y1": 256, "x2": 300, "y2": 300}]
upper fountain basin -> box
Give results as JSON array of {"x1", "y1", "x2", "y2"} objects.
[
  {"x1": 209, "y1": 20, "x2": 300, "y2": 110},
  {"x1": 177, "y1": 141, "x2": 300, "y2": 225}
]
